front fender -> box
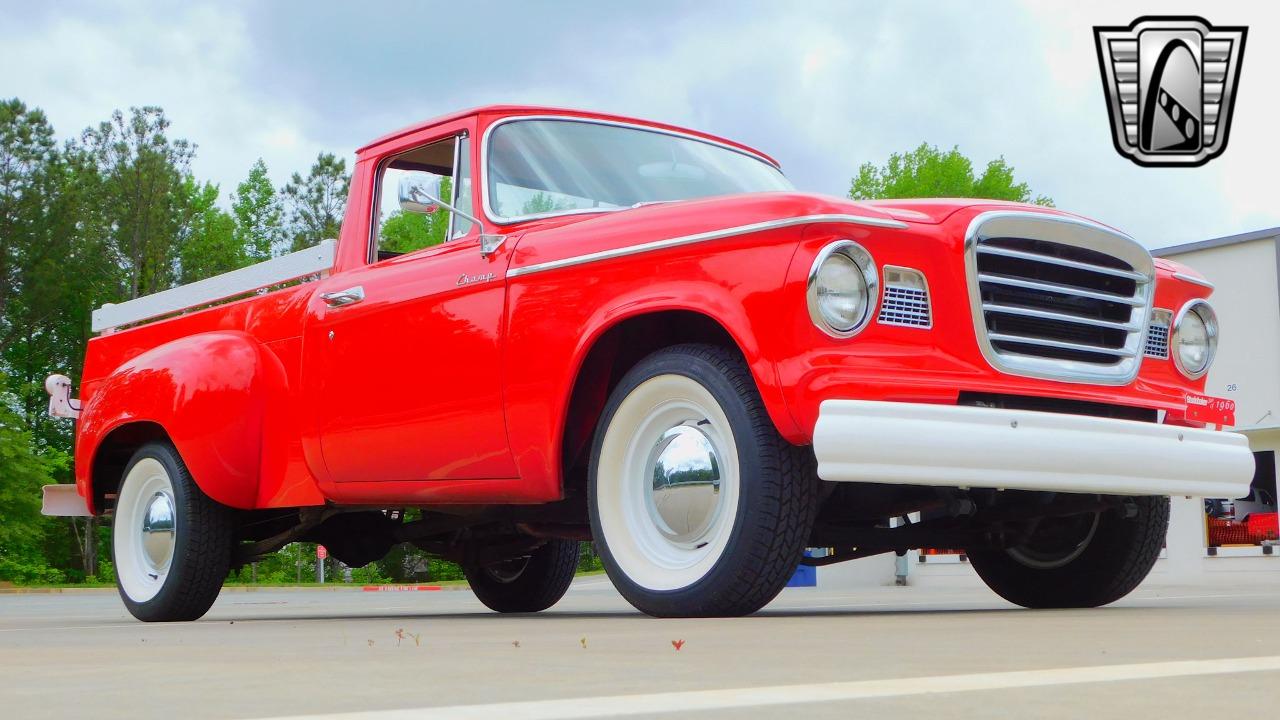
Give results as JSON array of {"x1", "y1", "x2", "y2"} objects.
[
  {"x1": 76, "y1": 331, "x2": 272, "y2": 510},
  {"x1": 567, "y1": 286, "x2": 797, "y2": 440}
]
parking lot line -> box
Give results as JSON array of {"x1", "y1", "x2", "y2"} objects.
[{"x1": 253, "y1": 655, "x2": 1280, "y2": 720}]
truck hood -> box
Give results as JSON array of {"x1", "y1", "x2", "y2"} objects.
[
  {"x1": 505, "y1": 192, "x2": 1128, "y2": 277},
  {"x1": 858, "y1": 198, "x2": 1031, "y2": 224},
  {"x1": 507, "y1": 192, "x2": 908, "y2": 273}
]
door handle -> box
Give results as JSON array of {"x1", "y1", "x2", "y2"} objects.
[{"x1": 321, "y1": 286, "x2": 365, "y2": 307}]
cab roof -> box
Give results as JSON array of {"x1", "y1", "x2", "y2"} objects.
[{"x1": 356, "y1": 105, "x2": 781, "y2": 169}]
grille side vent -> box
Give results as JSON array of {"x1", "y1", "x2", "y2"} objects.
[
  {"x1": 1145, "y1": 309, "x2": 1171, "y2": 359},
  {"x1": 878, "y1": 266, "x2": 931, "y2": 328}
]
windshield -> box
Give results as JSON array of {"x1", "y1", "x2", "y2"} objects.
[{"x1": 485, "y1": 119, "x2": 793, "y2": 221}]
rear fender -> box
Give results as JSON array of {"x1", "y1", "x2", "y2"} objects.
[{"x1": 75, "y1": 331, "x2": 274, "y2": 512}]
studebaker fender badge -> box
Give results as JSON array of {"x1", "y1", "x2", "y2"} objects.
[
  {"x1": 1184, "y1": 391, "x2": 1235, "y2": 428},
  {"x1": 457, "y1": 272, "x2": 495, "y2": 287}
]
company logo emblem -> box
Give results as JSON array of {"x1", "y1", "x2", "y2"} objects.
[{"x1": 1094, "y1": 16, "x2": 1247, "y2": 167}]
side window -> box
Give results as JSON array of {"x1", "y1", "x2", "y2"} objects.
[
  {"x1": 451, "y1": 136, "x2": 474, "y2": 239},
  {"x1": 372, "y1": 135, "x2": 473, "y2": 261}
]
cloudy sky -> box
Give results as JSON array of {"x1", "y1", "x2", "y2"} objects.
[{"x1": 3, "y1": 0, "x2": 1275, "y2": 249}]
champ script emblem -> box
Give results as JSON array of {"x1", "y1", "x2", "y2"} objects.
[{"x1": 1094, "y1": 16, "x2": 1247, "y2": 167}]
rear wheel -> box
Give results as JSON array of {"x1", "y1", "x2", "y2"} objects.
[
  {"x1": 112, "y1": 441, "x2": 233, "y2": 622},
  {"x1": 462, "y1": 539, "x2": 579, "y2": 613},
  {"x1": 967, "y1": 496, "x2": 1169, "y2": 608},
  {"x1": 589, "y1": 344, "x2": 818, "y2": 618}
]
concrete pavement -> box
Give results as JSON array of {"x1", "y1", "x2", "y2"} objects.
[{"x1": 2, "y1": 576, "x2": 1278, "y2": 719}]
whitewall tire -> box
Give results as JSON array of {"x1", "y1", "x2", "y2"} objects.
[
  {"x1": 112, "y1": 442, "x2": 232, "y2": 622},
  {"x1": 589, "y1": 344, "x2": 818, "y2": 617}
]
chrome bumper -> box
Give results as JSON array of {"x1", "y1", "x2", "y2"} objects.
[{"x1": 812, "y1": 400, "x2": 1254, "y2": 497}]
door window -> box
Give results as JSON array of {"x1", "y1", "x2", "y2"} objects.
[{"x1": 372, "y1": 135, "x2": 474, "y2": 261}]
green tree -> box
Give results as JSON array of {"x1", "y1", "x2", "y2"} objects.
[
  {"x1": 379, "y1": 211, "x2": 436, "y2": 254},
  {"x1": 232, "y1": 158, "x2": 283, "y2": 262},
  {"x1": 284, "y1": 152, "x2": 349, "y2": 252},
  {"x1": 378, "y1": 178, "x2": 452, "y2": 255},
  {"x1": 849, "y1": 143, "x2": 1053, "y2": 206},
  {"x1": 0, "y1": 99, "x2": 61, "y2": 357},
  {"x1": 178, "y1": 179, "x2": 243, "y2": 284},
  {"x1": 0, "y1": 391, "x2": 67, "y2": 584},
  {"x1": 81, "y1": 107, "x2": 197, "y2": 299}
]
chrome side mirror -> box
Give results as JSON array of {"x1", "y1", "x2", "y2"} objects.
[
  {"x1": 398, "y1": 175, "x2": 444, "y2": 215},
  {"x1": 396, "y1": 173, "x2": 494, "y2": 255}
]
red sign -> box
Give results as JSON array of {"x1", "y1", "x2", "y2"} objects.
[
  {"x1": 1185, "y1": 392, "x2": 1235, "y2": 428},
  {"x1": 316, "y1": 544, "x2": 328, "y2": 560}
]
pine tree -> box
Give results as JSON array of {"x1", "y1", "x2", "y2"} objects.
[
  {"x1": 284, "y1": 152, "x2": 349, "y2": 252},
  {"x1": 232, "y1": 158, "x2": 283, "y2": 262}
]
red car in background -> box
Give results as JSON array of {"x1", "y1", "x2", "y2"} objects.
[{"x1": 43, "y1": 106, "x2": 1253, "y2": 622}]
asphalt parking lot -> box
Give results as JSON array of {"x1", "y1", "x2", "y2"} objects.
[{"x1": 3, "y1": 577, "x2": 1280, "y2": 719}]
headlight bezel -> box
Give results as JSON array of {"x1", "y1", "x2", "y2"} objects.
[
  {"x1": 806, "y1": 239, "x2": 878, "y2": 338},
  {"x1": 1171, "y1": 298, "x2": 1218, "y2": 380}
]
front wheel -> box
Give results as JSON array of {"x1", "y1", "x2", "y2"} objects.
[
  {"x1": 589, "y1": 344, "x2": 818, "y2": 618},
  {"x1": 462, "y1": 539, "x2": 579, "y2": 613},
  {"x1": 967, "y1": 496, "x2": 1169, "y2": 608},
  {"x1": 112, "y1": 441, "x2": 233, "y2": 622}
]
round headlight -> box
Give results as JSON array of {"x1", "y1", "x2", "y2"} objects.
[
  {"x1": 1172, "y1": 299, "x2": 1218, "y2": 379},
  {"x1": 807, "y1": 240, "x2": 877, "y2": 337}
]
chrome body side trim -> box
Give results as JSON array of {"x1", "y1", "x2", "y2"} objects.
[
  {"x1": 480, "y1": 115, "x2": 785, "y2": 226},
  {"x1": 506, "y1": 214, "x2": 908, "y2": 279},
  {"x1": 1173, "y1": 271, "x2": 1216, "y2": 290}
]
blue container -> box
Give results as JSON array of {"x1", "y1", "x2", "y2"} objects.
[{"x1": 786, "y1": 550, "x2": 820, "y2": 587}]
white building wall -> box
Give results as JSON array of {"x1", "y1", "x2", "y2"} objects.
[{"x1": 1168, "y1": 237, "x2": 1280, "y2": 427}]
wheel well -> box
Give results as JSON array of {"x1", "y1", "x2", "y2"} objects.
[
  {"x1": 91, "y1": 421, "x2": 171, "y2": 510},
  {"x1": 560, "y1": 310, "x2": 744, "y2": 497}
]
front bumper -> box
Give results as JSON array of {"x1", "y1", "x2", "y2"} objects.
[{"x1": 812, "y1": 400, "x2": 1254, "y2": 497}]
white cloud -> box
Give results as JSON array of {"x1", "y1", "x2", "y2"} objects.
[
  {"x1": 3, "y1": 0, "x2": 1276, "y2": 247},
  {"x1": 0, "y1": 3, "x2": 332, "y2": 193}
]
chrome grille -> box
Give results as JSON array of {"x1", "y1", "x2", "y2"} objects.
[
  {"x1": 1144, "y1": 309, "x2": 1171, "y2": 359},
  {"x1": 965, "y1": 212, "x2": 1155, "y2": 385}
]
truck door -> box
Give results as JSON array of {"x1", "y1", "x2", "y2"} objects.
[{"x1": 304, "y1": 132, "x2": 518, "y2": 483}]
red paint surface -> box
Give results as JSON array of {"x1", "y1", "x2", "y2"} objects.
[{"x1": 72, "y1": 106, "x2": 1227, "y2": 513}]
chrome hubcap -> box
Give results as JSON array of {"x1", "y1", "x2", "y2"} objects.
[
  {"x1": 646, "y1": 423, "x2": 723, "y2": 547},
  {"x1": 140, "y1": 491, "x2": 176, "y2": 573}
]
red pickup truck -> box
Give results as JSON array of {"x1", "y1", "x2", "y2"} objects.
[{"x1": 44, "y1": 105, "x2": 1253, "y2": 622}]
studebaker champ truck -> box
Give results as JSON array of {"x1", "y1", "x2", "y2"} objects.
[{"x1": 42, "y1": 106, "x2": 1253, "y2": 622}]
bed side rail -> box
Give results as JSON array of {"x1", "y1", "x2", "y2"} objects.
[{"x1": 91, "y1": 239, "x2": 336, "y2": 333}]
